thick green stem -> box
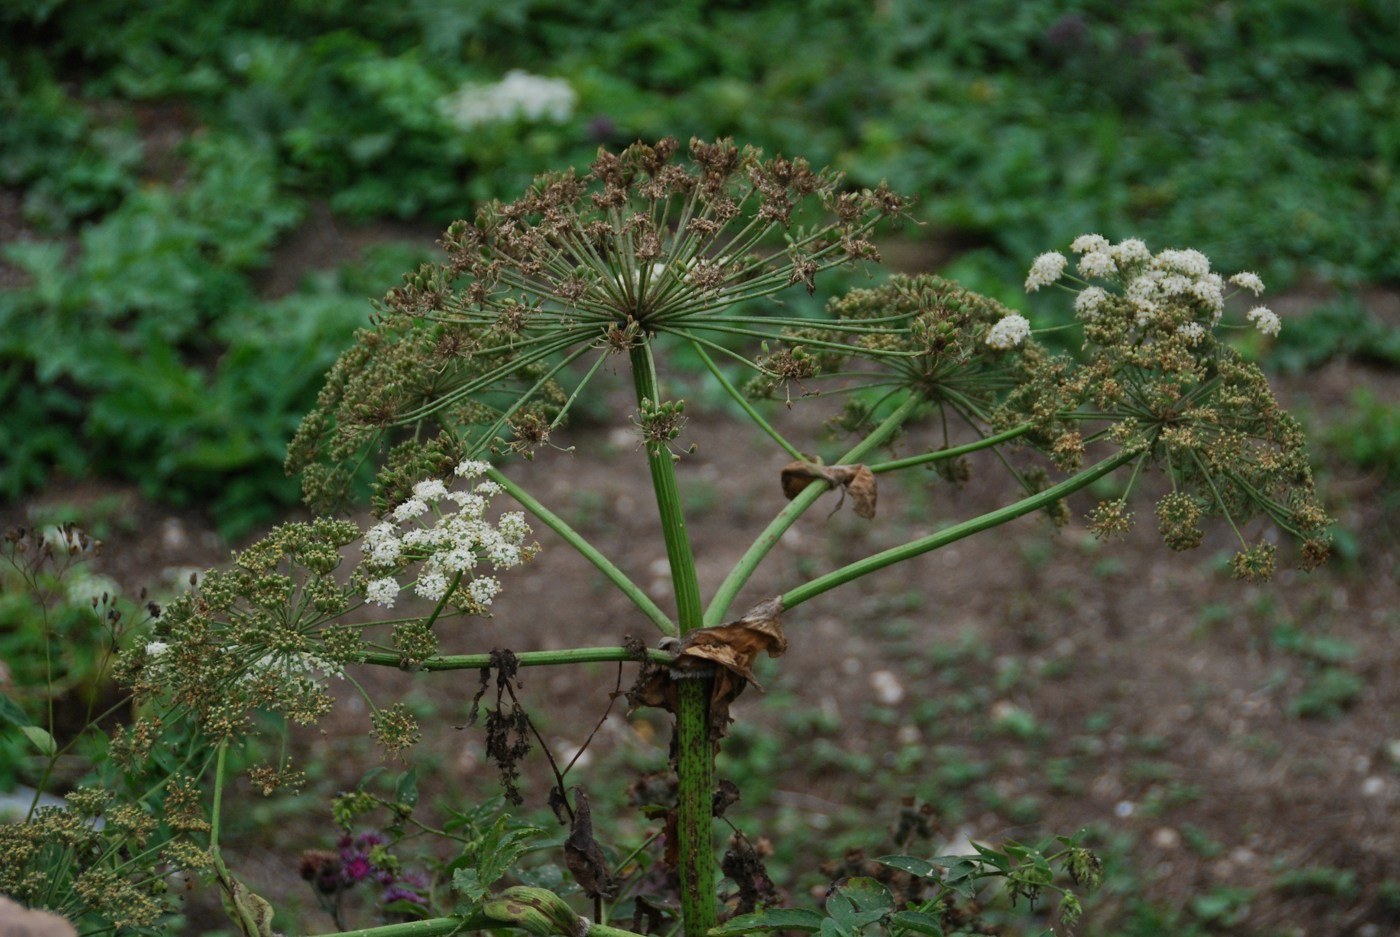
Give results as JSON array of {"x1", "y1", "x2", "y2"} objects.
[
  {"x1": 704, "y1": 394, "x2": 921, "y2": 626},
  {"x1": 628, "y1": 342, "x2": 714, "y2": 937},
  {"x1": 488, "y1": 467, "x2": 677, "y2": 636},
  {"x1": 782, "y1": 448, "x2": 1141, "y2": 610},
  {"x1": 357, "y1": 646, "x2": 675, "y2": 670}
]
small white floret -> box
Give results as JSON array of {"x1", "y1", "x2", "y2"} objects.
[
  {"x1": 986, "y1": 314, "x2": 1031, "y2": 350},
  {"x1": 1070, "y1": 234, "x2": 1110, "y2": 254},
  {"x1": 455, "y1": 459, "x2": 491, "y2": 479},
  {"x1": 1246, "y1": 306, "x2": 1281, "y2": 337},
  {"x1": 367, "y1": 577, "x2": 400, "y2": 608},
  {"x1": 1024, "y1": 252, "x2": 1067, "y2": 292},
  {"x1": 1077, "y1": 251, "x2": 1117, "y2": 279},
  {"x1": 1074, "y1": 286, "x2": 1109, "y2": 319},
  {"x1": 1229, "y1": 271, "x2": 1265, "y2": 295},
  {"x1": 392, "y1": 498, "x2": 428, "y2": 522}
]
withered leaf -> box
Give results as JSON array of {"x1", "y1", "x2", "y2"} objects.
[
  {"x1": 712, "y1": 779, "x2": 741, "y2": 818},
  {"x1": 780, "y1": 461, "x2": 877, "y2": 518},
  {"x1": 627, "y1": 597, "x2": 787, "y2": 740},
  {"x1": 564, "y1": 787, "x2": 618, "y2": 900}
]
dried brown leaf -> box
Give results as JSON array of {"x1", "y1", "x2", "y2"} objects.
[
  {"x1": 564, "y1": 787, "x2": 618, "y2": 900},
  {"x1": 627, "y1": 598, "x2": 787, "y2": 739},
  {"x1": 779, "y1": 461, "x2": 876, "y2": 518}
]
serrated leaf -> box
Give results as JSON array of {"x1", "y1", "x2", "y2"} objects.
[
  {"x1": 874, "y1": 855, "x2": 938, "y2": 878},
  {"x1": 0, "y1": 693, "x2": 32, "y2": 727},
  {"x1": 451, "y1": 814, "x2": 545, "y2": 908},
  {"x1": 711, "y1": 908, "x2": 825, "y2": 935},
  {"x1": 21, "y1": 725, "x2": 56, "y2": 756},
  {"x1": 890, "y1": 910, "x2": 944, "y2": 936}
]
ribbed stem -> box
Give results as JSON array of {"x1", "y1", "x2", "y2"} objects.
[{"x1": 628, "y1": 342, "x2": 715, "y2": 937}]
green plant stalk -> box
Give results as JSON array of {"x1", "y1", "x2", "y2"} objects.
[
  {"x1": 781, "y1": 447, "x2": 1141, "y2": 610},
  {"x1": 867, "y1": 423, "x2": 1033, "y2": 474},
  {"x1": 488, "y1": 467, "x2": 677, "y2": 636},
  {"x1": 629, "y1": 342, "x2": 714, "y2": 937},
  {"x1": 357, "y1": 646, "x2": 675, "y2": 670},
  {"x1": 310, "y1": 916, "x2": 649, "y2": 937},
  {"x1": 704, "y1": 393, "x2": 921, "y2": 626}
]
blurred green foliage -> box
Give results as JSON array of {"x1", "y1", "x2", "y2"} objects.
[{"x1": 2, "y1": 0, "x2": 1399, "y2": 533}]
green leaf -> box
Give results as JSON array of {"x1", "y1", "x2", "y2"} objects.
[
  {"x1": 0, "y1": 693, "x2": 32, "y2": 727},
  {"x1": 890, "y1": 910, "x2": 944, "y2": 937},
  {"x1": 395, "y1": 768, "x2": 419, "y2": 809},
  {"x1": 874, "y1": 855, "x2": 938, "y2": 879},
  {"x1": 826, "y1": 878, "x2": 893, "y2": 933},
  {"x1": 21, "y1": 725, "x2": 57, "y2": 756},
  {"x1": 451, "y1": 814, "x2": 545, "y2": 911},
  {"x1": 710, "y1": 908, "x2": 825, "y2": 935}
]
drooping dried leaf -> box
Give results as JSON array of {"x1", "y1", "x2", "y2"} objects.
[
  {"x1": 780, "y1": 460, "x2": 829, "y2": 500},
  {"x1": 780, "y1": 461, "x2": 877, "y2": 518},
  {"x1": 627, "y1": 598, "x2": 786, "y2": 739},
  {"x1": 827, "y1": 464, "x2": 877, "y2": 518},
  {"x1": 564, "y1": 787, "x2": 618, "y2": 900}
]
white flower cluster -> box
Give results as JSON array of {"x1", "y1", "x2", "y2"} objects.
[
  {"x1": 1029, "y1": 235, "x2": 1280, "y2": 337},
  {"x1": 439, "y1": 70, "x2": 577, "y2": 129},
  {"x1": 985, "y1": 313, "x2": 1032, "y2": 349},
  {"x1": 243, "y1": 650, "x2": 345, "y2": 686},
  {"x1": 361, "y1": 460, "x2": 530, "y2": 610}
]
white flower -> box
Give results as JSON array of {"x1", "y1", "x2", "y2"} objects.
[
  {"x1": 474, "y1": 480, "x2": 503, "y2": 497},
  {"x1": 484, "y1": 540, "x2": 522, "y2": 568},
  {"x1": 1077, "y1": 251, "x2": 1117, "y2": 279},
  {"x1": 415, "y1": 571, "x2": 450, "y2": 602},
  {"x1": 498, "y1": 511, "x2": 530, "y2": 543},
  {"x1": 392, "y1": 498, "x2": 428, "y2": 522},
  {"x1": 468, "y1": 577, "x2": 502, "y2": 607},
  {"x1": 1153, "y1": 248, "x2": 1211, "y2": 278},
  {"x1": 1229, "y1": 271, "x2": 1265, "y2": 295},
  {"x1": 447, "y1": 492, "x2": 487, "y2": 518},
  {"x1": 1024, "y1": 252, "x2": 1067, "y2": 292},
  {"x1": 986, "y1": 314, "x2": 1031, "y2": 350},
  {"x1": 412, "y1": 479, "x2": 449, "y2": 502},
  {"x1": 1074, "y1": 286, "x2": 1109, "y2": 319},
  {"x1": 1246, "y1": 306, "x2": 1282, "y2": 337},
  {"x1": 1070, "y1": 234, "x2": 1110, "y2": 254},
  {"x1": 367, "y1": 577, "x2": 400, "y2": 608},
  {"x1": 1176, "y1": 322, "x2": 1206, "y2": 344},
  {"x1": 1110, "y1": 238, "x2": 1151, "y2": 265},
  {"x1": 439, "y1": 546, "x2": 477, "y2": 572},
  {"x1": 145, "y1": 641, "x2": 169, "y2": 659},
  {"x1": 455, "y1": 459, "x2": 491, "y2": 479},
  {"x1": 439, "y1": 70, "x2": 576, "y2": 129},
  {"x1": 366, "y1": 536, "x2": 402, "y2": 565}
]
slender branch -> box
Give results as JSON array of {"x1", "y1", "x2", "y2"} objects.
[
  {"x1": 868, "y1": 424, "x2": 1034, "y2": 474},
  {"x1": 487, "y1": 468, "x2": 677, "y2": 636},
  {"x1": 781, "y1": 447, "x2": 1142, "y2": 611},
  {"x1": 689, "y1": 340, "x2": 805, "y2": 460},
  {"x1": 357, "y1": 646, "x2": 675, "y2": 670},
  {"x1": 704, "y1": 393, "x2": 923, "y2": 626}
]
